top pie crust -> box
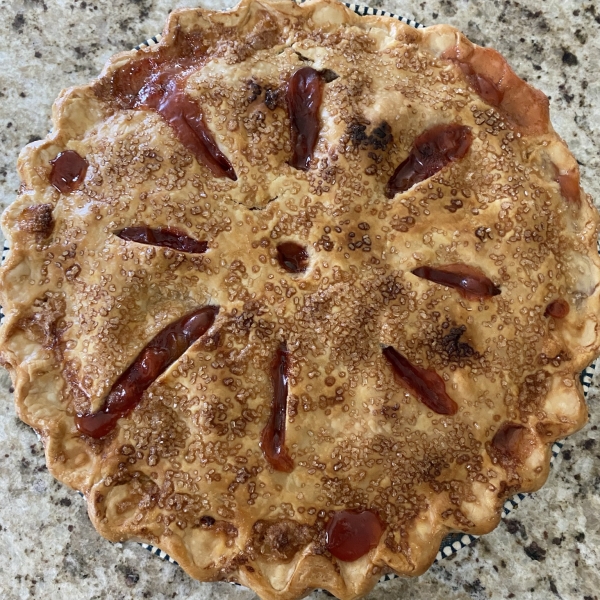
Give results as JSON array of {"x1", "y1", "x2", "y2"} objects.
[{"x1": 1, "y1": 0, "x2": 600, "y2": 598}]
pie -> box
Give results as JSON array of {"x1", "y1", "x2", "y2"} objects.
[{"x1": 1, "y1": 0, "x2": 599, "y2": 598}]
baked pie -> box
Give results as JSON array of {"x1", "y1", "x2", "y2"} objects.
[{"x1": 1, "y1": 0, "x2": 599, "y2": 598}]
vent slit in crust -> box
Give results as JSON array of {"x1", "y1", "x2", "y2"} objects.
[
  {"x1": 385, "y1": 124, "x2": 472, "y2": 198},
  {"x1": 138, "y1": 78, "x2": 237, "y2": 180},
  {"x1": 411, "y1": 264, "x2": 501, "y2": 300},
  {"x1": 382, "y1": 346, "x2": 458, "y2": 415},
  {"x1": 75, "y1": 306, "x2": 219, "y2": 438},
  {"x1": 116, "y1": 227, "x2": 208, "y2": 254},
  {"x1": 97, "y1": 52, "x2": 237, "y2": 180},
  {"x1": 276, "y1": 242, "x2": 309, "y2": 273},
  {"x1": 287, "y1": 66, "x2": 324, "y2": 171},
  {"x1": 544, "y1": 299, "x2": 569, "y2": 318},
  {"x1": 260, "y1": 342, "x2": 294, "y2": 472}
]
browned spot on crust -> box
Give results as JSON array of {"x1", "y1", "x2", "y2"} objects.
[
  {"x1": 347, "y1": 120, "x2": 393, "y2": 150},
  {"x1": 264, "y1": 86, "x2": 281, "y2": 110},
  {"x1": 518, "y1": 370, "x2": 552, "y2": 417},
  {"x1": 488, "y1": 422, "x2": 532, "y2": 466},
  {"x1": 14, "y1": 292, "x2": 67, "y2": 352},
  {"x1": 252, "y1": 519, "x2": 314, "y2": 562},
  {"x1": 433, "y1": 324, "x2": 479, "y2": 366},
  {"x1": 18, "y1": 204, "x2": 54, "y2": 237}
]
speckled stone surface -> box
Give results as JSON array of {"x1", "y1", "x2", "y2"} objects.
[{"x1": 1, "y1": 1, "x2": 599, "y2": 599}]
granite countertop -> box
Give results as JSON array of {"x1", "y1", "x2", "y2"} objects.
[{"x1": 1, "y1": 1, "x2": 599, "y2": 599}]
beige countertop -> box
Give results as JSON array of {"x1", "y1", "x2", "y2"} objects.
[{"x1": 0, "y1": 1, "x2": 599, "y2": 599}]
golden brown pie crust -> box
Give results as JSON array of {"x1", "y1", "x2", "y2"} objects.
[{"x1": 1, "y1": 0, "x2": 600, "y2": 598}]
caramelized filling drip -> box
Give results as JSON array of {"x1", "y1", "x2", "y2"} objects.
[
  {"x1": 545, "y1": 298, "x2": 570, "y2": 319},
  {"x1": 117, "y1": 226, "x2": 208, "y2": 254},
  {"x1": 385, "y1": 124, "x2": 472, "y2": 198},
  {"x1": 383, "y1": 346, "x2": 458, "y2": 415},
  {"x1": 442, "y1": 45, "x2": 550, "y2": 136},
  {"x1": 105, "y1": 56, "x2": 158, "y2": 109},
  {"x1": 412, "y1": 264, "x2": 501, "y2": 300},
  {"x1": 276, "y1": 242, "x2": 309, "y2": 273},
  {"x1": 453, "y1": 60, "x2": 504, "y2": 107},
  {"x1": 49, "y1": 150, "x2": 88, "y2": 193},
  {"x1": 75, "y1": 306, "x2": 218, "y2": 438},
  {"x1": 325, "y1": 510, "x2": 384, "y2": 562},
  {"x1": 287, "y1": 67, "x2": 324, "y2": 171},
  {"x1": 491, "y1": 423, "x2": 529, "y2": 464},
  {"x1": 555, "y1": 166, "x2": 581, "y2": 205},
  {"x1": 94, "y1": 32, "x2": 235, "y2": 181},
  {"x1": 137, "y1": 75, "x2": 236, "y2": 180},
  {"x1": 99, "y1": 29, "x2": 209, "y2": 109},
  {"x1": 260, "y1": 343, "x2": 293, "y2": 472}
]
